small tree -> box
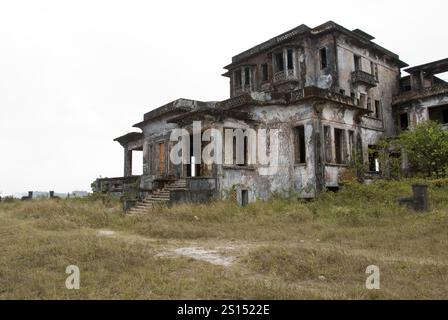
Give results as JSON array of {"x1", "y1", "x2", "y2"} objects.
[{"x1": 399, "y1": 120, "x2": 448, "y2": 178}]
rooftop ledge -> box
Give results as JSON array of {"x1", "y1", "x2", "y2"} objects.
[
  {"x1": 392, "y1": 83, "x2": 448, "y2": 106},
  {"x1": 218, "y1": 87, "x2": 372, "y2": 116}
]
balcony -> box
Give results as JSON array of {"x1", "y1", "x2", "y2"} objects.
[
  {"x1": 351, "y1": 70, "x2": 377, "y2": 88},
  {"x1": 234, "y1": 84, "x2": 251, "y2": 96},
  {"x1": 217, "y1": 93, "x2": 254, "y2": 110},
  {"x1": 393, "y1": 83, "x2": 448, "y2": 106},
  {"x1": 273, "y1": 69, "x2": 297, "y2": 83}
]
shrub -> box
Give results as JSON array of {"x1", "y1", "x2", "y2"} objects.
[{"x1": 399, "y1": 121, "x2": 448, "y2": 178}]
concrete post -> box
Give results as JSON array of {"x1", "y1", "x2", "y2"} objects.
[
  {"x1": 412, "y1": 184, "x2": 429, "y2": 212},
  {"x1": 124, "y1": 149, "x2": 132, "y2": 177},
  {"x1": 313, "y1": 105, "x2": 325, "y2": 194}
]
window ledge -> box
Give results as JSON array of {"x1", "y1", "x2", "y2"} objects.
[
  {"x1": 223, "y1": 165, "x2": 256, "y2": 171},
  {"x1": 325, "y1": 163, "x2": 350, "y2": 168},
  {"x1": 364, "y1": 115, "x2": 382, "y2": 121}
]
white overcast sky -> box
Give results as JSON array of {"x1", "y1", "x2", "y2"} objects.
[{"x1": 0, "y1": 0, "x2": 447, "y2": 195}]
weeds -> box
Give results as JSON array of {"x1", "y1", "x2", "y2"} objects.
[{"x1": 0, "y1": 179, "x2": 446, "y2": 299}]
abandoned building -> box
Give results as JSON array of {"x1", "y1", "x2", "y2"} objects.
[{"x1": 95, "y1": 21, "x2": 448, "y2": 211}]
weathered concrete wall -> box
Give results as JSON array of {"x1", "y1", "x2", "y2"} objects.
[
  {"x1": 139, "y1": 115, "x2": 182, "y2": 190},
  {"x1": 396, "y1": 94, "x2": 448, "y2": 128},
  {"x1": 214, "y1": 103, "x2": 318, "y2": 201},
  {"x1": 170, "y1": 190, "x2": 215, "y2": 205},
  {"x1": 336, "y1": 34, "x2": 400, "y2": 137},
  {"x1": 117, "y1": 24, "x2": 412, "y2": 202}
]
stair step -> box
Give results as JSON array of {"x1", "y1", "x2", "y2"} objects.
[
  {"x1": 127, "y1": 180, "x2": 188, "y2": 213},
  {"x1": 146, "y1": 198, "x2": 169, "y2": 202},
  {"x1": 134, "y1": 205, "x2": 152, "y2": 210},
  {"x1": 146, "y1": 195, "x2": 170, "y2": 199},
  {"x1": 129, "y1": 207, "x2": 152, "y2": 213}
]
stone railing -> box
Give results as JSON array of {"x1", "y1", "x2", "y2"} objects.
[
  {"x1": 392, "y1": 83, "x2": 448, "y2": 106},
  {"x1": 234, "y1": 84, "x2": 251, "y2": 96},
  {"x1": 95, "y1": 176, "x2": 141, "y2": 197},
  {"x1": 351, "y1": 70, "x2": 377, "y2": 87},
  {"x1": 217, "y1": 93, "x2": 253, "y2": 110},
  {"x1": 273, "y1": 69, "x2": 296, "y2": 82}
]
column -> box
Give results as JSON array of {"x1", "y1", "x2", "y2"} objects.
[{"x1": 124, "y1": 148, "x2": 132, "y2": 177}]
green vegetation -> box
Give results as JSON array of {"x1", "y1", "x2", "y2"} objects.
[
  {"x1": 0, "y1": 180, "x2": 447, "y2": 299},
  {"x1": 378, "y1": 121, "x2": 448, "y2": 178}
]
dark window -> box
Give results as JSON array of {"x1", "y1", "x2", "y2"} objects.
[
  {"x1": 241, "y1": 190, "x2": 249, "y2": 206},
  {"x1": 320, "y1": 48, "x2": 328, "y2": 69},
  {"x1": 234, "y1": 70, "x2": 242, "y2": 88},
  {"x1": 354, "y1": 55, "x2": 361, "y2": 71},
  {"x1": 360, "y1": 93, "x2": 367, "y2": 108},
  {"x1": 368, "y1": 145, "x2": 380, "y2": 172},
  {"x1": 400, "y1": 113, "x2": 409, "y2": 131},
  {"x1": 261, "y1": 63, "x2": 269, "y2": 82},
  {"x1": 275, "y1": 52, "x2": 284, "y2": 72},
  {"x1": 374, "y1": 63, "x2": 379, "y2": 80},
  {"x1": 287, "y1": 49, "x2": 294, "y2": 70},
  {"x1": 375, "y1": 100, "x2": 381, "y2": 119},
  {"x1": 324, "y1": 126, "x2": 332, "y2": 163},
  {"x1": 340, "y1": 89, "x2": 346, "y2": 96},
  {"x1": 244, "y1": 67, "x2": 251, "y2": 86},
  {"x1": 148, "y1": 144, "x2": 153, "y2": 174},
  {"x1": 294, "y1": 126, "x2": 306, "y2": 164},
  {"x1": 334, "y1": 128, "x2": 346, "y2": 164},
  {"x1": 443, "y1": 109, "x2": 448, "y2": 124},
  {"x1": 234, "y1": 135, "x2": 248, "y2": 166},
  {"x1": 243, "y1": 136, "x2": 248, "y2": 165},
  {"x1": 348, "y1": 130, "x2": 355, "y2": 160},
  {"x1": 367, "y1": 97, "x2": 372, "y2": 111}
]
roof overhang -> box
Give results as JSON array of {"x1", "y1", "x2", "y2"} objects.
[
  {"x1": 223, "y1": 21, "x2": 408, "y2": 72},
  {"x1": 404, "y1": 58, "x2": 448, "y2": 75},
  {"x1": 113, "y1": 132, "x2": 143, "y2": 150}
]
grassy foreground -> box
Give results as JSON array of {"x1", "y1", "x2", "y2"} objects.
[{"x1": 0, "y1": 180, "x2": 447, "y2": 299}]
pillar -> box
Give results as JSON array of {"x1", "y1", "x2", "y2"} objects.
[
  {"x1": 313, "y1": 104, "x2": 325, "y2": 194},
  {"x1": 124, "y1": 148, "x2": 132, "y2": 177}
]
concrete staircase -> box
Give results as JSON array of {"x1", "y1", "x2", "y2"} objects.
[{"x1": 127, "y1": 179, "x2": 187, "y2": 214}]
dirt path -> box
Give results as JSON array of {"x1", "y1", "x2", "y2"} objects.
[
  {"x1": 96, "y1": 229, "x2": 252, "y2": 267},
  {"x1": 95, "y1": 228, "x2": 448, "y2": 269}
]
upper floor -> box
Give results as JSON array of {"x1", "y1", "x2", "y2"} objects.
[
  {"x1": 222, "y1": 21, "x2": 407, "y2": 110},
  {"x1": 393, "y1": 58, "x2": 448, "y2": 131}
]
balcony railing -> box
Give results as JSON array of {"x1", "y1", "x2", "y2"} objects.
[
  {"x1": 95, "y1": 176, "x2": 141, "y2": 195},
  {"x1": 273, "y1": 69, "x2": 297, "y2": 82},
  {"x1": 393, "y1": 83, "x2": 448, "y2": 105},
  {"x1": 217, "y1": 93, "x2": 253, "y2": 110},
  {"x1": 351, "y1": 70, "x2": 377, "y2": 88}
]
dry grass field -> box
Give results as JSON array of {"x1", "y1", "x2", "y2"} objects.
[{"x1": 0, "y1": 179, "x2": 447, "y2": 299}]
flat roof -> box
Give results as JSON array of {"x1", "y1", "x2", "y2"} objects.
[
  {"x1": 133, "y1": 98, "x2": 207, "y2": 128},
  {"x1": 113, "y1": 132, "x2": 143, "y2": 144},
  {"x1": 404, "y1": 58, "x2": 448, "y2": 75},
  {"x1": 224, "y1": 21, "x2": 408, "y2": 70}
]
